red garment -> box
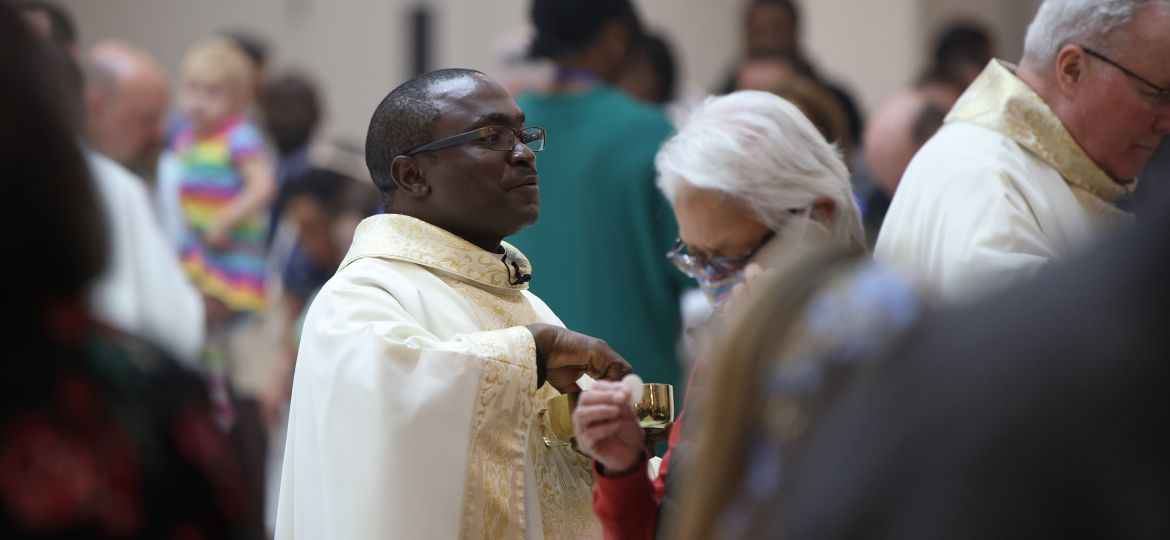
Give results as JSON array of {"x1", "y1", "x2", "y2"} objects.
[
  {"x1": 591, "y1": 409, "x2": 685, "y2": 540},
  {"x1": 592, "y1": 363, "x2": 699, "y2": 539}
]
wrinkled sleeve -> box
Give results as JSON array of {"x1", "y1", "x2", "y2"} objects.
[
  {"x1": 276, "y1": 264, "x2": 537, "y2": 540},
  {"x1": 124, "y1": 173, "x2": 205, "y2": 365},
  {"x1": 593, "y1": 457, "x2": 657, "y2": 540},
  {"x1": 941, "y1": 170, "x2": 1058, "y2": 303},
  {"x1": 592, "y1": 407, "x2": 688, "y2": 540}
]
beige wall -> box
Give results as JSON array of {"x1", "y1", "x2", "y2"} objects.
[
  {"x1": 920, "y1": 0, "x2": 1044, "y2": 64},
  {"x1": 60, "y1": 0, "x2": 405, "y2": 147},
  {"x1": 59, "y1": 0, "x2": 1040, "y2": 145},
  {"x1": 802, "y1": 0, "x2": 922, "y2": 112}
]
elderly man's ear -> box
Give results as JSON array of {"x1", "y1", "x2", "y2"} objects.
[
  {"x1": 1054, "y1": 44, "x2": 1087, "y2": 94},
  {"x1": 390, "y1": 155, "x2": 432, "y2": 197}
]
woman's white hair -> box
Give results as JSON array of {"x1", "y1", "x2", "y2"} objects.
[
  {"x1": 656, "y1": 90, "x2": 864, "y2": 250},
  {"x1": 1023, "y1": 0, "x2": 1170, "y2": 67}
]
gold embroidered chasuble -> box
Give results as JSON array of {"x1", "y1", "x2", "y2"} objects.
[{"x1": 276, "y1": 214, "x2": 598, "y2": 540}]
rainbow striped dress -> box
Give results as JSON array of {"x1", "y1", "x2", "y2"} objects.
[{"x1": 173, "y1": 117, "x2": 268, "y2": 314}]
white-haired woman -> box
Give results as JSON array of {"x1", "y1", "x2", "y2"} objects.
[{"x1": 571, "y1": 90, "x2": 865, "y2": 539}]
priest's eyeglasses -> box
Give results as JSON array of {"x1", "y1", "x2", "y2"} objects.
[
  {"x1": 402, "y1": 126, "x2": 547, "y2": 157},
  {"x1": 667, "y1": 230, "x2": 776, "y2": 278},
  {"x1": 1080, "y1": 46, "x2": 1170, "y2": 109}
]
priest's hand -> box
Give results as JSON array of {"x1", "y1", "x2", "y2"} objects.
[
  {"x1": 573, "y1": 381, "x2": 646, "y2": 475},
  {"x1": 526, "y1": 324, "x2": 632, "y2": 393}
]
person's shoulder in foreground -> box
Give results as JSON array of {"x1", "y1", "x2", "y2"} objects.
[{"x1": 779, "y1": 186, "x2": 1170, "y2": 540}]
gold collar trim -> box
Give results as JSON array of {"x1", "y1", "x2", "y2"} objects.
[
  {"x1": 946, "y1": 60, "x2": 1134, "y2": 203},
  {"x1": 341, "y1": 214, "x2": 533, "y2": 293}
]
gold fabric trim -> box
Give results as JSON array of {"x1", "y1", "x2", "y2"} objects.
[
  {"x1": 529, "y1": 383, "x2": 599, "y2": 540},
  {"x1": 460, "y1": 327, "x2": 535, "y2": 539},
  {"x1": 340, "y1": 215, "x2": 596, "y2": 538},
  {"x1": 341, "y1": 213, "x2": 533, "y2": 293},
  {"x1": 448, "y1": 279, "x2": 600, "y2": 540},
  {"x1": 947, "y1": 60, "x2": 1135, "y2": 231}
]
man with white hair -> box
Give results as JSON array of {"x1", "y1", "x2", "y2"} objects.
[
  {"x1": 84, "y1": 39, "x2": 169, "y2": 178},
  {"x1": 875, "y1": 0, "x2": 1170, "y2": 303}
]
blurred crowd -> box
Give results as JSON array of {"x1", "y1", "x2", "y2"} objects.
[{"x1": 2, "y1": 0, "x2": 1167, "y2": 538}]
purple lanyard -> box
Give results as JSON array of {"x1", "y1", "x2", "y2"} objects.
[{"x1": 554, "y1": 67, "x2": 605, "y2": 87}]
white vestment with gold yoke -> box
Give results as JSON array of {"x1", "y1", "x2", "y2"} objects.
[
  {"x1": 875, "y1": 60, "x2": 1137, "y2": 304},
  {"x1": 275, "y1": 214, "x2": 599, "y2": 540}
]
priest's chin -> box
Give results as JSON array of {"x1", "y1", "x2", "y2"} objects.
[{"x1": 504, "y1": 189, "x2": 541, "y2": 234}]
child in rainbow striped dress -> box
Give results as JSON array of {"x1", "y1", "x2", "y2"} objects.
[{"x1": 173, "y1": 38, "x2": 275, "y2": 325}]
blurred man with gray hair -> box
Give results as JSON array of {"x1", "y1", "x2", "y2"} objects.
[
  {"x1": 84, "y1": 39, "x2": 169, "y2": 178},
  {"x1": 875, "y1": 0, "x2": 1170, "y2": 303},
  {"x1": 76, "y1": 40, "x2": 206, "y2": 366},
  {"x1": 17, "y1": 0, "x2": 204, "y2": 368}
]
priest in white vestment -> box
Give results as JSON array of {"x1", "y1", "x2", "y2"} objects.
[
  {"x1": 875, "y1": 0, "x2": 1170, "y2": 304},
  {"x1": 276, "y1": 68, "x2": 631, "y2": 539},
  {"x1": 85, "y1": 147, "x2": 205, "y2": 365}
]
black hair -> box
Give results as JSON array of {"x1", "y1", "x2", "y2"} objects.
[
  {"x1": 265, "y1": 72, "x2": 321, "y2": 111},
  {"x1": 283, "y1": 168, "x2": 381, "y2": 220},
  {"x1": 263, "y1": 72, "x2": 322, "y2": 153},
  {"x1": 50, "y1": 40, "x2": 83, "y2": 130},
  {"x1": 930, "y1": 22, "x2": 993, "y2": 83},
  {"x1": 221, "y1": 29, "x2": 269, "y2": 69},
  {"x1": 746, "y1": 0, "x2": 801, "y2": 28},
  {"x1": 528, "y1": 0, "x2": 643, "y2": 59},
  {"x1": 364, "y1": 68, "x2": 483, "y2": 206},
  {"x1": 1, "y1": 2, "x2": 108, "y2": 307},
  {"x1": 634, "y1": 32, "x2": 678, "y2": 103},
  {"x1": 283, "y1": 168, "x2": 349, "y2": 215},
  {"x1": 13, "y1": 0, "x2": 76, "y2": 48}
]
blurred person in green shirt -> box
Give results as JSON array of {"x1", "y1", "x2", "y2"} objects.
[{"x1": 511, "y1": 0, "x2": 688, "y2": 395}]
